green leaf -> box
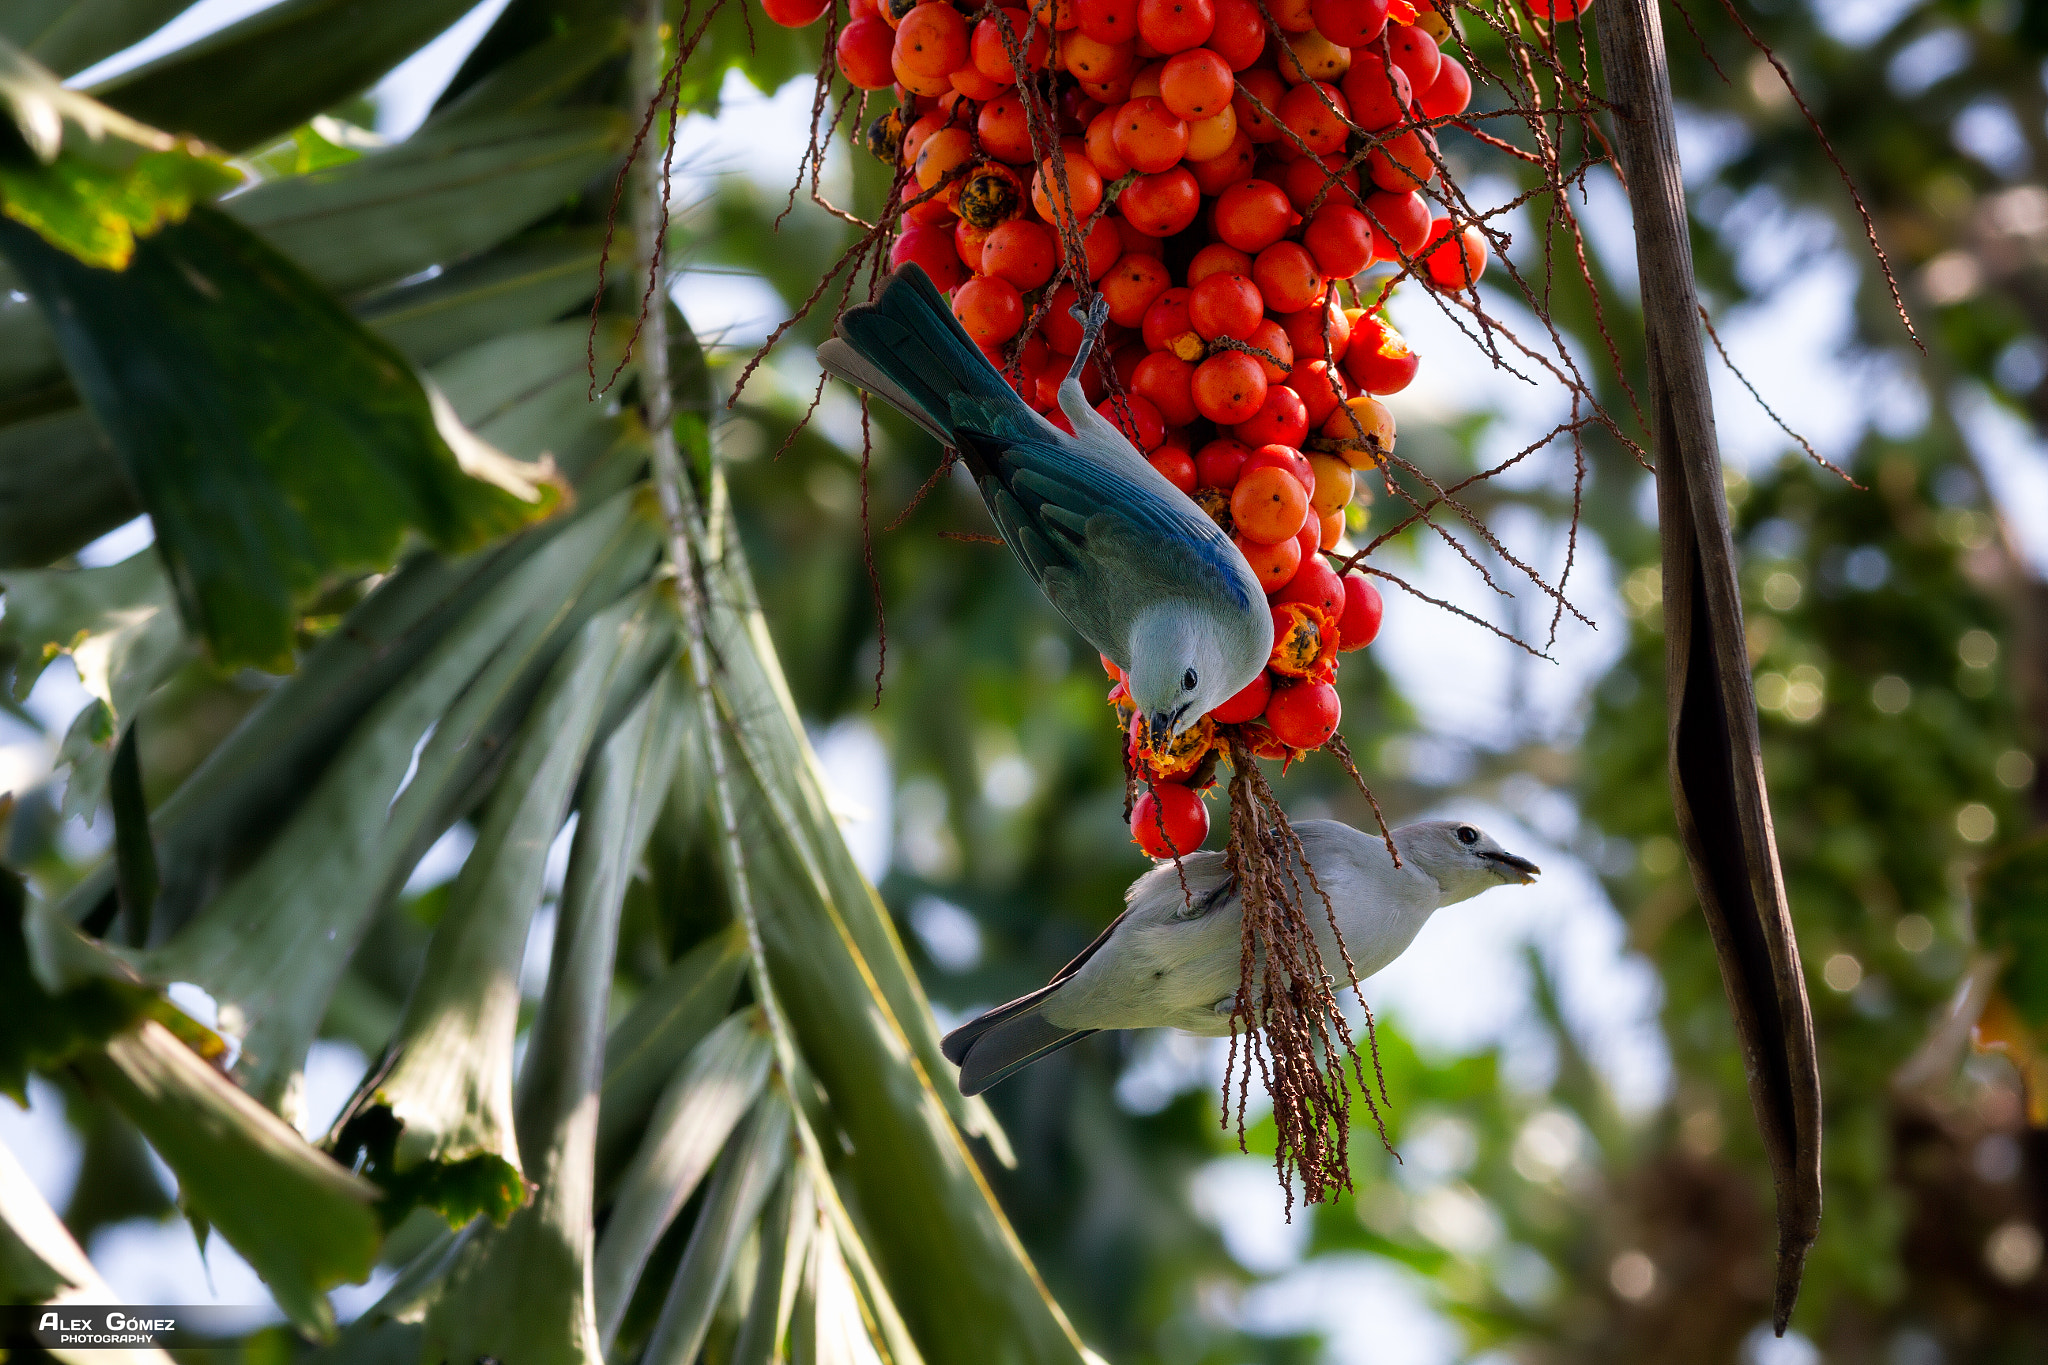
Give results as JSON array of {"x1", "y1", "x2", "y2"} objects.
[
  {"x1": 76, "y1": 1019, "x2": 383, "y2": 1338},
  {"x1": 359, "y1": 229, "x2": 614, "y2": 366},
  {"x1": 0, "y1": 1131, "x2": 90, "y2": 1301},
  {"x1": 637, "y1": 1093, "x2": 793, "y2": 1365},
  {"x1": 140, "y1": 490, "x2": 659, "y2": 1110},
  {"x1": 0, "y1": 0, "x2": 196, "y2": 79},
  {"x1": 597, "y1": 922, "x2": 749, "y2": 1172},
  {"x1": 0, "y1": 548, "x2": 179, "y2": 706},
  {"x1": 0, "y1": 38, "x2": 239, "y2": 269},
  {"x1": 430, "y1": 318, "x2": 635, "y2": 475},
  {"x1": 728, "y1": 1166, "x2": 809, "y2": 1365},
  {"x1": 0, "y1": 205, "x2": 561, "y2": 672},
  {"x1": 0, "y1": 868, "x2": 156, "y2": 1103},
  {"x1": 230, "y1": 109, "x2": 631, "y2": 298},
  {"x1": 0, "y1": 409, "x2": 136, "y2": 568},
  {"x1": 89, "y1": 0, "x2": 487, "y2": 152},
  {"x1": 0, "y1": 1129, "x2": 180, "y2": 1365},
  {"x1": 594, "y1": 1008, "x2": 774, "y2": 1343},
  {"x1": 329, "y1": 587, "x2": 677, "y2": 1226},
  {"x1": 424, "y1": 19, "x2": 632, "y2": 132},
  {"x1": 419, "y1": 674, "x2": 689, "y2": 1365},
  {"x1": 443, "y1": 0, "x2": 817, "y2": 118},
  {"x1": 671, "y1": 0, "x2": 820, "y2": 115},
  {"x1": 0, "y1": 550, "x2": 187, "y2": 819},
  {"x1": 702, "y1": 545, "x2": 1103, "y2": 1365},
  {"x1": 693, "y1": 469, "x2": 1013, "y2": 1163},
  {"x1": 796, "y1": 1133, "x2": 925, "y2": 1365},
  {"x1": 1979, "y1": 831, "x2": 2048, "y2": 1028},
  {"x1": 107, "y1": 722, "x2": 156, "y2": 944}
]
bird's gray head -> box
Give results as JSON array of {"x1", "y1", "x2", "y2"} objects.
[
  {"x1": 1127, "y1": 604, "x2": 1235, "y2": 743},
  {"x1": 1400, "y1": 820, "x2": 1541, "y2": 904}
]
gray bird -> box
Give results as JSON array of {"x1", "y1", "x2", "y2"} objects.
[
  {"x1": 941, "y1": 819, "x2": 1541, "y2": 1094},
  {"x1": 816, "y1": 265, "x2": 1272, "y2": 740}
]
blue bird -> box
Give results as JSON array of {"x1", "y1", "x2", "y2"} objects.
[{"x1": 817, "y1": 264, "x2": 1273, "y2": 739}]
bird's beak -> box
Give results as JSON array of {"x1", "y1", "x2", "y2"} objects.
[
  {"x1": 1483, "y1": 850, "x2": 1541, "y2": 885},
  {"x1": 1146, "y1": 710, "x2": 1174, "y2": 750}
]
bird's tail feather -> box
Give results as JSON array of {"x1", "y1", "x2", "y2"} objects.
[
  {"x1": 815, "y1": 264, "x2": 1025, "y2": 446},
  {"x1": 941, "y1": 987, "x2": 1095, "y2": 1095}
]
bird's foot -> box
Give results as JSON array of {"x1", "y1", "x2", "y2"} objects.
[{"x1": 1065, "y1": 291, "x2": 1110, "y2": 377}]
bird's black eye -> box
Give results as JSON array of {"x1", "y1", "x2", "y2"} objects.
[
  {"x1": 1182, "y1": 668, "x2": 1198, "y2": 691},
  {"x1": 1457, "y1": 826, "x2": 1479, "y2": 846}
]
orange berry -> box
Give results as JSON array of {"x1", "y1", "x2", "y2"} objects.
[
  {"x1": 1231, "y1": 464, "x2": 1312, "y2": 544},
  {"x1": 953, "y1": 275, "x2": 1026, "y2": 344},
  {"x1": 1322, "y1": 394, "x2": 1396, "y2": 467},
  {"x1": 1192, "y1": 350, "x2": 1269, "y2": 423},
  {"x1": 1101, "y1": 252, "x2": 1174, "y2": 326},
  {"x1": 981, "y1": 218, "x2": 1058, "y2": 289},
  {"x1": 1111, "y1": 96, "x2": 1190, "y2": 173},
  {"x1": 1234, "y1": 531, "x2": 1303, "y2": 592},
  {"x1": 1187, "y1": 242, "x2": 1253, "y2": 285},
  {"x1": 1159, "y1": 47, "x2": 1234, "y2": 120},
  {"x1": 893, "y1": 2, "x2": 969, "y2": 78},
  {"x1": 1031, "y1": 140, "x2": 1105, "y2": 224}
]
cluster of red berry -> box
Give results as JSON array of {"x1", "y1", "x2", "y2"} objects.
[{"x1": 761, "y1": 0, "x2": 1586, "y2": 857}]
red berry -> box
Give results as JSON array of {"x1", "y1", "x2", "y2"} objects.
[
  {"x1": 836, "y1": 17, "x2": 898, "y2": 88},
  {"x1": 1101, "y1": 252, "x2": 1174, "y2": 326},
  {"x1": 1265, "y1": 678, "x2": 1340, "y2": 749},
  {"x1": 953, "y1": 276, "x2": 1025, "y2": 344},
  {"x1": 1279, "y1": 301, "x2": 1351, "y2": 363},
  {"x1": 1363, "y1": 189, "x2": 1432, "y2": 260},
  {"x1": 1309, "y1": 0, "x2": 1389, "y2": 46},
  {"x1": 1337, "y1": 570, "x2": 1384, "y2": 648},
  {"x1": 1293, "y1": 516, "x2": 1321, "y2": 575},
  {"x1": 1136, "y1": 0, "x2": 1215, "y2": 54},
  {"x1": 1192, "y1": 351, "x2": 1268, "y2": 424},
  {"x1": 1242, "y1": 442, "x2": 1315, "y2": 493},
  {"x1": 1342, "y1": 314, "x2": 1420, "y2": 393},
  {"x1": 1207, "y1": 0, "x2": 1267, "y2": 68},
  {"x1": 1195, "y1": 438, "x2": 1252, "y2": 487},
  {"x1": 1253, "y1": 240, "x2": 1327, "y2": 314},
  {"x1": 1418, "y1": 55, "x2": 1472, "y2": 120},
  {"x1": 1423, "y1": 216, "x2": 1489, "y2": 289},
  {"x1": 889, "y1": 224, "x2": 967, "y2": 290},
  {"x1": 1304, "y1": 203, "x2": 1376, "y2": 279},
  {"x1": 1383, "y1": 23, "x2": 1441, "y2": 90},
  {"x1": 1149, "y1": 445, "x2": 1198, "y2": 493},
  {"x1": 1231, "y1": 383, "x2": 1310, "y2": 448},
  {"x1": 982, "y1": 218, "x2": 1058, "y2": 289},
  {"x1": 763, "y1": 0, "x2": 831, "y2": 24},
  {"x1": 1274, "y1": 552, "x2": 1343, "y2": 616},
  {"x1": 1340, "y1": 54, "x2": 1410, "y2": 131},
  {"x1": 1288, "y1": 358, "x2": 1347, "y2": 426},
  {"x1": 1188, "y1": 242, "x2": 1254, "y2": 285},
  {"x1": 1132, "y1": 351, "x2": 1201, "y2": 426},
  {"x1": 1132, "y1": 782, "x2": 1210, "y2": 857},
  {"x1": 1210, "y1": 670, "x2": 1273, "y2": 723},
  {"x1": 1097, "y1": 392, "x2": 1167, "y2": 450},
  {"x1": 1189, "y1": 271, "x2": 1265, "y2": 341},
  {"x1": 1076, "y1": 0, "x2": 1140, "y2": 43},
  {"x1": 1134, "y1": 285, "x2": 1184, "y2": 343},
  {"x1": 1120, "y1": 166, "x2": 1202, "y2": 236},
  {"x1": 1213, "y1": 179, "x2": 1296, "y2": 253}
]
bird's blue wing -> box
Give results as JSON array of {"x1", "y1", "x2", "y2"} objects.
[{"x1": 952, "y1": 420, "x2": 1258, "y2": 655}]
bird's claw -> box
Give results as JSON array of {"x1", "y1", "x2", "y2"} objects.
[{"x1": 1068, "y1": 292, "x2": 1110, "y2": 337}]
